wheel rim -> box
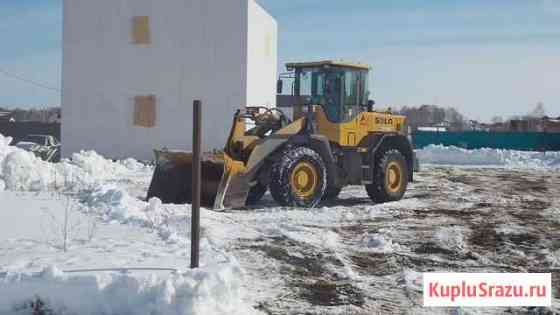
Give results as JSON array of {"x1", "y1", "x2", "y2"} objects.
[
  {"x1": 290, "y1": 161, "x2": 318, "y2": 199},
  {"x1": 386, "y1": 161, "x2": 403, "y2": 193}
]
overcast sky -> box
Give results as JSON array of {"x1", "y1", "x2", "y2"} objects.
[{"x1": 1, "y1": 0, "x2": 559, "y2": 121}]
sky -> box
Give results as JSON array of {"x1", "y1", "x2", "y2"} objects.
[{"x1": 0, "y1": 0, "x2": 559, "y2": 121}]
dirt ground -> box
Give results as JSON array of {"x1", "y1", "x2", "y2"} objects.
[{"x1": 226, "y1": 166, "x2": 560, "y2": 315}]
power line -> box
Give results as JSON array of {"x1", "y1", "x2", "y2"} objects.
[{"x1": 0, "y1": 67, "x2": 60, "y2": 92}]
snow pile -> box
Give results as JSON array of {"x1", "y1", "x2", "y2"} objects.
[
  {"x1": 81, "y1": 185, "x2": 189, "y2": 246},
  {"x1": 70, "y1": 151, "x2": 149, "y2": 181},
  {"x1": 120, "y1": 158, "x2": 147, "y2": 171},
  {"x1": 434, "y1": 226, "x2": 467, "y2": 253},
  {"x1": 547, "y1": 249, "x2": 560, "y2": 268},
  {"x1": 0, "y1": 133, "x2": 14, "y2": 160},
  {"x1": 320, "y1": 230, "x2": 341, "y2": 249},
  {"x1": 417, "y1": 144, "x2": 560, "y2": 169},
  {"x1": 0, "y1": 264, "x2": 255, "y2": 315},
  {"x1": 0, "y1": 133, "x2": 150, "y2": 192},
  {"x1": 0, "y1": 135, "x2": 7, "y2": 190},
  {"x1": 69, "y1": 150, "x2": 129, "y2": 181},
  {"x1": 360, "y1": 233, "x2": 399, "y2": 253},
  {"x1": 401, "y1": 269, "x2": 422, "y2": 292},
  {"x1": 0, "y1": 149, "x2": 103, "y2": 191},
  {"x1": 82, "y1": 184, "x2": 149, "y2": 222},
  {"x1": 543, "y1": 208, "x2": 560, "y2": 224},
  {"x1": 1, "y1": 145, "x2": 66, "y2": 191}
]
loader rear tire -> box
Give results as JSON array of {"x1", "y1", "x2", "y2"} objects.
[
  {"x1": 246, "y1": 182, "x2": 267, "y2": 205},
  {"x1": 366, "y1": 149, "x2": 408, "y2": 203},
  {"x1": 270, "y1": 146, "x2": 327, "y2": 207}
]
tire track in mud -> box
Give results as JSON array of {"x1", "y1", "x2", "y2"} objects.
[
  {"x1": 230, "y1": 167, "x2": 560, "y2": 314},
  {"x1": 423, "y1": 168, "x2": 560, "y2": 310},
  {"x1": 236, "y1": 235, "x2": 368, "y2": 315}
]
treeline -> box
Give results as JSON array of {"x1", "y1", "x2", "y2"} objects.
[
  {"x1": 396, "y1": 102, "x2": 556, "y2": 132},
  {"x1": 0, "y1": 106, "x2": 60, "y2": 123},
  {"x1": 491, "y1": 102, "x2": 552, "y2": 123},
  {"x1": 396, "y1": 105, "x2": 467, "y2": 131}
]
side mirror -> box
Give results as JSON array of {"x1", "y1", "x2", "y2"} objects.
[
  {"x1": 277, "y1": 79, "x2": 283, "y2": 94},
  {"x1": 367, "y1": 100, "x2": 375, "y2": 111}
]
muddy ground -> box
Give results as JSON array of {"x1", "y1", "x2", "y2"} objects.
[{"x1": 223, "y1": 166, "x2": 560, "y2": 315}]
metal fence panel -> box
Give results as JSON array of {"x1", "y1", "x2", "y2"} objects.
[{"x1": 413, "y1": 131, "x2": 560, "y2": 151}]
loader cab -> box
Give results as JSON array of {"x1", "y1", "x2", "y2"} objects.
[{"x1": 284, "y1": 61, "x2": 371, "y2": 123}]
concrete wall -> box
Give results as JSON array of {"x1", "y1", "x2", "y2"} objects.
[
  {"x1": 246, "y1": 1, "x2": 278, "y2": 108},
  {"x1": 62, "y1": 0, "x2": 277, "y2": 160}
]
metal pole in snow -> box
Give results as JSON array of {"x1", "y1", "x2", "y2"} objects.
[{"x1": 191, "y1": 100, "x2": 201, "y2": 269}]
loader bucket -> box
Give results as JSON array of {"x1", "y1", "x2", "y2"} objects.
[{"x1": 146, "y1": 150, "x2": 250, "y2": 209}]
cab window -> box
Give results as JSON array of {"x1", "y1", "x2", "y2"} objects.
[
  {"x1": 296, "y1": 67, "x2": 369, "y2": 123},
  {"x1": 298, "y1": 68, "x2": 325, "y2": 104},
  {"x1": 342, "y1": 71, "x2": 360, "y2": 122}
]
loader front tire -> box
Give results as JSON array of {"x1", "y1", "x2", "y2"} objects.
[
  {"x1": 270, "y1": 146, "x2": 327, "y2": 207},
  {"x1": 366, "y1": 149, "x2": 408, "y2": 203}
]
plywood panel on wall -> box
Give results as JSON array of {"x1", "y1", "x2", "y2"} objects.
[
  {"x1": 132, "y1": 16, "x2": 151, "y2": 44},
  {"x1": 134, "y1": 95, "x2": 156, "y2": 128}
]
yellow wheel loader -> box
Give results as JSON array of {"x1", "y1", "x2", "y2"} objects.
[{"x1": 147, "y1": 60, "x2": 415, "y2": 209}]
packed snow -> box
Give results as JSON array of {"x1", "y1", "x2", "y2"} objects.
[
  {"x1": 0, "y1": 188, "x2": 255, "y2": 315},
  {"x1": 0, "y1": 133, "x2": 256, "y2": 315},
  {"x1": 0, "y1": 133, "x2": 559, "y2": 314}
]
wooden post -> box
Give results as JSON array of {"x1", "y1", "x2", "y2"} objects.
[{"x1": 191, "y1": 100, "x2": 201, "y2": 269}]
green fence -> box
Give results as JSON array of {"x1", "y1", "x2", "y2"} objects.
[{"x1": 413, "y1": 131, "x2": 560, "y2": 151}]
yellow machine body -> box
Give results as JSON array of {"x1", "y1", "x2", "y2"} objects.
[
  {"x1": 314, "y1": 107, "x2": 406, "y2": 146},
  {"x1": 147, "y1": 107, "x2": 305, "y2": 209}
]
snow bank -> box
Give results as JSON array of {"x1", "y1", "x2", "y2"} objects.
[
  {"x1": 0, "y1": 264, "x2": 255, "y2": 315},
  {"x1": 0, "y1": 133, "x2": 150, "y2": 192},
  {"x1": 417, "y1": 144, "x2": 560, "y2": 169}
]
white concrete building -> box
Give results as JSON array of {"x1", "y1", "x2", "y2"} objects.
[{"x1": 62, "y1": 0, "x2": 277, "y2": 160}]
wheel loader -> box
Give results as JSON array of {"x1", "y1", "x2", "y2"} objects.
[{"x1": 147, "y1": 60, "x2": 415, "y2": 209}]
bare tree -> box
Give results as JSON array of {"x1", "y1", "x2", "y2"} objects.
[
  {"x1": 7, "y1": 106, "x2": 60, "y2": 123},
  {"x1": 40, "y1": 174, "x2": 97, "y2": 251},
  {"x1": 491, "y1": 116, "x2": 504, "y2": 124},
  {"x1": 41, "y1": 195, "x2": 82, "y2": 252},
  {"x1": 528, "y1": 102, "x2": 547, "y2": 118},
  {"x1": 399, "y1": 104, "x2": 467, "y2": 131}
]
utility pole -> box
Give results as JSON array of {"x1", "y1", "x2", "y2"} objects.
[{"x1": 191, "y1": 100, "x2": 201, "y2": 269}]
